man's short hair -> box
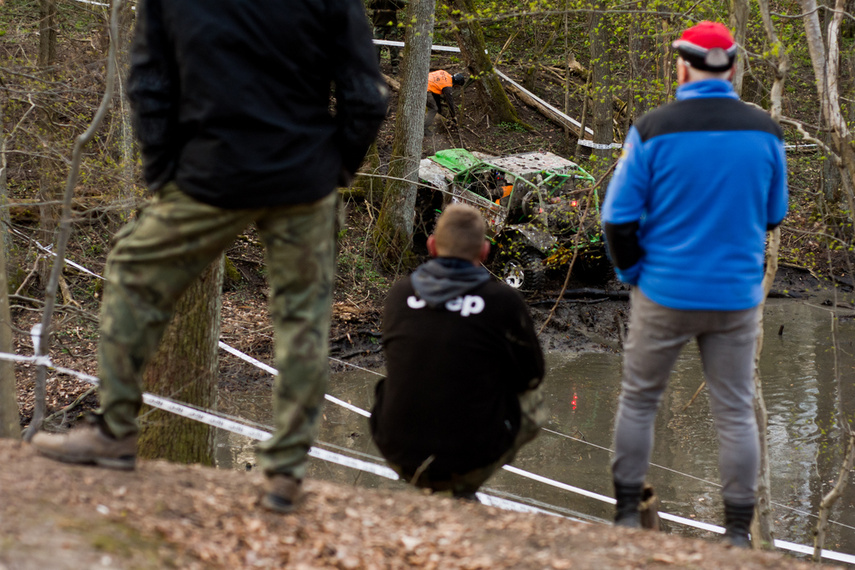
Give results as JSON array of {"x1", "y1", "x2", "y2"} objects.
[{"x1": 433, "y1": 203, "x2": 486, "y2": 260}]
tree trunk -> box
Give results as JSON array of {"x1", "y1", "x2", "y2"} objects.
[
  {"x1": 375, "y1": 0, "x2": 435, "y2": 269},
  {"x1": 587, "y1": 0, "x2": 614, "y2": 186},
  {"x1": 38, "y1": 0, "x2": 57, "y2": 68},
  {"x1": 750, "y1": 228, "x2": 780, "y2": 548},
  {"x1": 449, "y1": 0, "x2": 523, "y2": 127},
  {"x1": 628, "y1": 1, "x2": 651, "y2": 119},
  {"x1": 0, "y1": 235, "x2": 18, "y2": 438},
  {"x1": 114, "y1": 0, "x2": 136, "y2": 210},
  {"x1": 0, "y1": 92, "x2": 14, "y2": 437},
  {"x1": 798, "y1": 0, "x2": 855, "y2": 555},
  {"x1": 801, "y1": 0, "x2": 855, "y2": 220},
  {"x1": 0, "y1": 97, "x2": 12, "y2": 257},
  {"x1": 661, "y1": 19, "x2": 673, "y2": 102},
  {"x1": 563, "y1": 2, "x2": 571, "y2": 147},
  {"x1": 750, "y1": 0, "x2": 790, "y2": 546},
  {"x1": 38, "y1": 0, "x2": 60, "y2": 283},
  {"x1": 352, "y1": 142, "x2": 383, "y2": 212},
  {"x1": 523, "y1": 24, "x2": 558, "y2": 92},
  {"x1": 138, "y1": 258, "x2": 223, "y2": 465},
  {"x1": 729, "y1": 0, "x2": 750, "y2": 97}
]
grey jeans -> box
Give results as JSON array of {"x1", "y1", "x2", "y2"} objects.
[{"x1": 612, "y1": 288, "x2": 760, "y2": 504}]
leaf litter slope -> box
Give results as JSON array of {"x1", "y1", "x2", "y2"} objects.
[{"x1": 0, "y1": 441, "x2": 840, "y2": 569}]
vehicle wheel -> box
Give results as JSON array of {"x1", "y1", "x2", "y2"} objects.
[
  {"x1": 574, "y1": 247, "x2": 613, "y2": 283},
  {"x1": 498, "y1": 248, "x2": 545, "y2": 292}
]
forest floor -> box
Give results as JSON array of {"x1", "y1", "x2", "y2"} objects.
[
  {"x1": 3, "y1": 55, "x2": 851, "y2": 569},
  {"x1": 2, "y1": 225, "x2": 840, "y2": 570},
  {"x1": 1, "y1": 438, "x2": 845, "y2": 570}
]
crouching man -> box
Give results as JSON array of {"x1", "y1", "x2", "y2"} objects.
[{"x1": 370, "y1": 204, "x2": 545, "y2": 500}]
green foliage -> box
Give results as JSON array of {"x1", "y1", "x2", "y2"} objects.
[{"x1": 497, "y1": 121, "x2": 527, "y2": 132}]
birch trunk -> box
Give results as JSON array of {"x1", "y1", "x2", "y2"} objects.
[
  {"x1": 750, "y1": 0, "x2": 791, "y2": 546},
  {"x1": 375, "y1": 0, "x2": 435, "y2": 267}
]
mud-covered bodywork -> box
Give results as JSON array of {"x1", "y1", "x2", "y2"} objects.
[{"x1": 417, "y1": 149, "x2": 607, "y2": 292}]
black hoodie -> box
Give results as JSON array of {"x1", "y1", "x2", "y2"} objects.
[{"x1": 371, "y1": 258, "x2": 544, "y2": 475}]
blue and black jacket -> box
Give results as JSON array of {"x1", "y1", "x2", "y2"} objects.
[{"x1": 602, "y1": 80, "x2": 788, "y2": 310}]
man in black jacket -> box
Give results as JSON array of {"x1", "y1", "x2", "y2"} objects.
[
  {"x1": 371, "y1": 204, "x2": 545, "y2": 499},
  {"x1": 31, "y1": 0, "x2": 389, "y2": 514},
  {"x1": 370, "y1": 0, "x2": 405, "y2": 73}
]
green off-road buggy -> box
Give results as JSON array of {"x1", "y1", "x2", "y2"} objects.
[{"x1": 417, "y1": 148, "x2": 609, "y2": 293}]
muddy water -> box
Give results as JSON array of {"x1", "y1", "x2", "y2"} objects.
[{"x1": 216, "y1": 297, "x2": 855, "y2": 557}]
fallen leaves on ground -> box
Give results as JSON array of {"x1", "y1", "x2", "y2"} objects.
[{"x1": 0, "y1": 440, "x2": 839, "y2": 570}]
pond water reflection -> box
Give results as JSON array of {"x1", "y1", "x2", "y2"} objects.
[{"x1": 216, "y1": 297, "x2": 855, "y2": 559}]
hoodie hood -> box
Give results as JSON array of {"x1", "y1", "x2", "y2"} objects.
[{"x1": 410, "y1": 257, "x2": 491, "y2": 308}]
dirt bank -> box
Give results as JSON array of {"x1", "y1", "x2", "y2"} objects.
[{"x1": 0, "y1": 440, "x2": 841, "y2": 569}]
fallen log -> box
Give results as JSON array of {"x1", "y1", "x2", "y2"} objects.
[
  {"x1": 382, "y1": 73, "x2": 400, "y2": 92},
  {"x1": 503, "y1": 80, "x2": 587, "y2": 139}
]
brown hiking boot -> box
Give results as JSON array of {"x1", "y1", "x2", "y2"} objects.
[
  {"x1": 30, "y1": 416, "x2": 137, "y2": 470},
  {"x1": 261, "y1": 474, "x2": 302, "y2": 514}
]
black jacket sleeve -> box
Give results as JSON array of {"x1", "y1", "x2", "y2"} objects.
[
  {"x1": 331, "y1": 0, "x2": 390, "y2": 185},
  {"x1": 604, "y1": 220, "x2": 644, "y2": 270},
  {"x1": 440, "y1": 86, "x2": 456, "y2": 120},
  {"x1": 127, "y1": 0, "x2": 180, "y2": 191},
  {"x1": 505, "y1": 294, "x2": 545, "y2": 392}
]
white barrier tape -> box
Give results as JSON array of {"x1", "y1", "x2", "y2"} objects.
[
  {"x1": 218, "y1": 341, "x2": 371, "y2": 418},
  {"x1": 14, "y1": 231, "x2": 106, "y2": 281},
  {"x1": 10, "y1": 233, "x2": 855, "y2": 561},
  {"x1": 374, "y1": 39, "x2": 461, "y2": 54},
  {"x1": 372, "y1": 40, "x2": 595, "y2": 137},
  {"x1": 0, "y1": 352, "x2": 53, "y2": 368},
  {"x1": 658, "y1": 511, "x2": 725, "y2": 534},
  {"x1": 308, "y1": 446, "x2": 399, "y2": 480},
  {"x1": 63, "y1": 257, "x2": 104, "y2": 280},
  {"x1": 476, "y1": 493, "x2": 561, "y2": 517},
  {"x1": 218, "y1": 341, "x2": 276, "y2": 374},
  {"x1": 502, "y1": 465, "x2": 615, "y2": 504},
  {"x1": 308, "y1": 446, "x2": 557, "y2": 516},
  {"x1": 373, "y1": 40, "x2": 404, "y2": 48},
  {"x1": 6, "y1": 345, "x2": 855, "y2": 563},
  {"x1": 783, "y1": 143, "x2": 818, "y2": 150},
  {"x1": 141, "y1": 393, "x2": 272, "y2": 441},
  {"x1": 494, "y1": 68, "x2": 593, "y2": 136},
  {"x1": 576, "y1": 140, "x2": 623, "y2": 150},
  {"x1": 29, "y1": 324, "x2": 43, "y2": 360},
  {"x1": 774, "y1": 538, "x2": 855, "y2": 564},
  {"x1": 15, "y1": 236, "x2": 372, "y2": 420},
  {"x1": 502, "y1": 464, "x2": 855, "y2": 563},
  {"x1": 28, "y1": 362, "x2": 548, "y2": 515}
]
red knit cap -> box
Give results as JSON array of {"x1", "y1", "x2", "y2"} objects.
[{"x1": 672, "y1": 21, "x2": 736, "y2": 72}]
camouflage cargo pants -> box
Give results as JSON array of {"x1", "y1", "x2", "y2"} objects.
[{"x1": 97, "y1": 182, "x2": 336, "y2": 479}]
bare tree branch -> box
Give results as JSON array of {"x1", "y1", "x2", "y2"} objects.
[{"x1": 23, "y1": 0, "x2": 122, "y2": 441}]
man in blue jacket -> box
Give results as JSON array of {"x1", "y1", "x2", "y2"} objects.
[
  {"x1": 602, "y1": 21, "x2": 788, "y2": 546},
  {"x1": 31, "y1": 0, "x2": 389, "y2": 515}
]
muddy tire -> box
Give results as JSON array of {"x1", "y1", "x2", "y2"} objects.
[{"x1": 498, "y1": 248, "x2": 545, "y2": 293}]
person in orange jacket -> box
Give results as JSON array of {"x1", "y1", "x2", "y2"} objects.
[{"x1": 425, "y1": 70, "x2": 465, "y2": 135}]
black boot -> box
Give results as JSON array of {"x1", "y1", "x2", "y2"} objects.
[
  {"x1": 724, "y1": 501, "x2": 754, "y2": 548},
  {"x1": 614, "y1": 481, "x2": 643, "y2": 528}
]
